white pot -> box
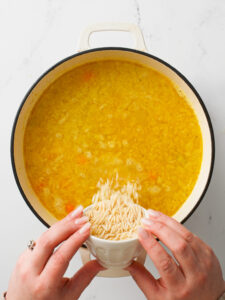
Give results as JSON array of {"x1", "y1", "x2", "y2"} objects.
[{"x1": 11, "y1": 23, "x2": 214, "y2": 277}]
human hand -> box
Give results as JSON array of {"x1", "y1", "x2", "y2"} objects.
[
  {"x1": 6, "y1": 206, "x2": 104, "y2": 300},
  {"x1": 127, "y1": 210, "x2": 225, "y2": 300}
]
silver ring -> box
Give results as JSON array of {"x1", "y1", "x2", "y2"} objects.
[{"x1": 28, "y1": 240, "x2": 36, "y2": 251}]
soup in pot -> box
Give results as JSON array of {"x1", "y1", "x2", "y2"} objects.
[{"x1": 24, "y1": 60, "x2": 202, "y2": 219}]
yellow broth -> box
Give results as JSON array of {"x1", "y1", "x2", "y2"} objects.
[{"x1": 24, "y1": 60, "x2": 203, "y2": 219}]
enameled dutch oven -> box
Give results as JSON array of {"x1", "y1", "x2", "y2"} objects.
[{"x1": 11, "y1": 23, "x2": 215, "y2": 234}]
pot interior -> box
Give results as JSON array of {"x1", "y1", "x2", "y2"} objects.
[{"x1": 12, "y1": 48, "x2": 213, "y2": 226}]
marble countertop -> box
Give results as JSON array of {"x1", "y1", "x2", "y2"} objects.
[{"x1": 0, "y1": 0, "x2": 225, "y2": 299}]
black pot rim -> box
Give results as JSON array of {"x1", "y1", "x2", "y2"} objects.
[{"x1": 10, "y1": 46, "x2": 215, "y2": 229}]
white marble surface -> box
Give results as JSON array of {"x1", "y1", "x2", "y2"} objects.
[{"x1": 0, "y1": 0, "x2": 225, "y2": 298}]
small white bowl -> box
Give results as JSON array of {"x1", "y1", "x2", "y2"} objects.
[{"x1": 84, "y1": 205, "x2": 145, "y2": 269}]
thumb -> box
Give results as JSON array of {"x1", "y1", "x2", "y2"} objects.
[{"x1": 68, "y1": 260, "x2": 105, "y2": 298}]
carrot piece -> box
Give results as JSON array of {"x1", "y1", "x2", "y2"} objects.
[
  {"x1": 147, "y1": 171, "x2": 158, "y2": 182},
  {"x1": 35, "y1": 185, "x2": 42, "y2": 193},
  {"x1": 66, "y1": 203, "x2": 75, "y2": 214},
  {"x1": 83, "y1": 71, "x2": 93, "y2": 82},
  {"x1": 35, "y1": 180, "x2": 47, "y2": 192},
  {"x1": 76, "y1": 154, "x2": 88, "y2": 165},
  {"x1": 39, "y1": 182, "x2": 46, "y2": 188}
]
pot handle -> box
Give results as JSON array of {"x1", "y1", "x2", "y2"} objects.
[{"x1": 78, "y1": 23, "x2": 147, "y2": 52}]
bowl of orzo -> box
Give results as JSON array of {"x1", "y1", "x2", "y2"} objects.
[{"x1": 11, "y1": 23, "x2": 214, "y2": 241}]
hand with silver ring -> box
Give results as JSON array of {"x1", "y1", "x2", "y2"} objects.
[
  {"x1": 27, "y1": 240, "x2": 36, "y2": 251},
  {"x1": 6, "y1": 206, "x2": 104, "y2": 300},
  {"x1": 126, "y1": 210, "x2": 225, "y2": 300}
]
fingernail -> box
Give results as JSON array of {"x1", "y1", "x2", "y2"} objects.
[
  {"x1": 75, "y1": 216, "x2": 89, "y2": 225},
  {"x1": 138, "y1": 227, "x2": 149, "y2": 239},
  {"x1": 141, "y1": 218, "x2": 154, "y2": 227},
  {"x1": 147, "y1": 209, "x2": 160, "y2": 218},
  {"x1": 79, "y1": 222, "x2": 91, "y2": 234},
  {"x1": 70, "y1": 205, "x2": 83, "y2": 218}
]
